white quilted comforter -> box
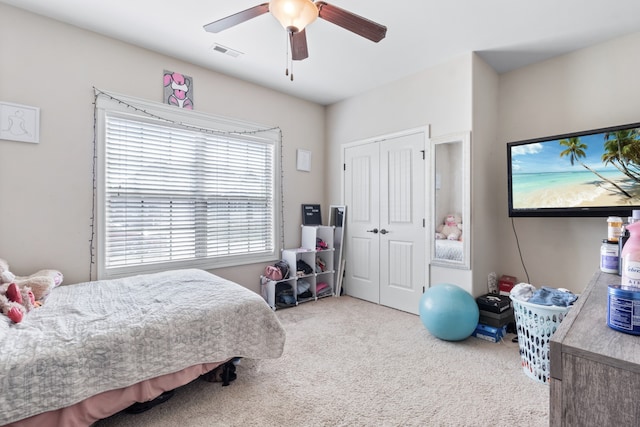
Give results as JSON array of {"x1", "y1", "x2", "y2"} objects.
[
  {"x1": 435, "y1": 239, "x2": 463, "y2": 262},
  {"x1": 0, "y1": 269, "x2": 286, "y2": 425}
]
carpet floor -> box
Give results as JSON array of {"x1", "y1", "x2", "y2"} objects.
[{"x1": 95, "y1": 295, "x2": 549, "y2": 426}]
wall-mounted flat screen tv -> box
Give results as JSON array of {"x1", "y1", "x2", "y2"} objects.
[{"x1": 507, "y1": 122, "x2": 640, "y2": 217}]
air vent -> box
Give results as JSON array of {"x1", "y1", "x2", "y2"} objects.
[{"x1": 211, "y1": 43, "x2": 243, "y2": 58}]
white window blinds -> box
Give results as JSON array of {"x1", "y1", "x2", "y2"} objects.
[{"x1": 96, "y1": 92, "x2": 281, "y2": 279}]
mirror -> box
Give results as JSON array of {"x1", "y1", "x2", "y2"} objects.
[
  {"x1": 430, "y1": 132, "x2": 470, "y2": 269},
  {"x1": 328, "y1": 205, "x2": 346, "y2": 295}
]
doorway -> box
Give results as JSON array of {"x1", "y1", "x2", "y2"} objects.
[{"x1": 343, "y1": 128, "x2": 427, "y2": 314}]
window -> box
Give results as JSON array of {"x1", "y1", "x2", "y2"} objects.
[{"x1": 95, "y1": 92, "x2": 281, "y2": 279}]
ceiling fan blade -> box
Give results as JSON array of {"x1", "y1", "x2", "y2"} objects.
[
  {"x1": 203, "y1": 3, "x2": 270, "y2": 33},
  {"x1": 316, "y1": 1, "x2": 387, "y2": 43},
  {"x1": 290, "y1": 30, "x2": 309, "y2": 61}
]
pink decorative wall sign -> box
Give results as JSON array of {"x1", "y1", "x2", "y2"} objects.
[{"x1": 163, "y1": 70, "x2": 193, "y2": 109}]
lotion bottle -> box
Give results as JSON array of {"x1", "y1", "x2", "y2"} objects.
[{"x1": 620, "y1": 220, "x2": 640, "y2": 290}]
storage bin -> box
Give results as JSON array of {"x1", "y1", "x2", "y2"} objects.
[{"x1": 510, "y1": 296, "x2": 572, "y2": 384}]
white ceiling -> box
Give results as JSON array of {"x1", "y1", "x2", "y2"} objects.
[{"x1": 4, "y1": 0, "x2": 640, "y2": 105}]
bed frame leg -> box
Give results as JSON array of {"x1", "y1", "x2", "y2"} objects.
[
  {"x1": 201, "y1": 359, "x2": 239, "y2": 386},
  {"x1": 220, "y1": 361, "x2": 236, "y2": 386}
]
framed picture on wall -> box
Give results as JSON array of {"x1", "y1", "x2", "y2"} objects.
[
  {"x1": 163, "y1": 70, "x2": 194, "y2": 109},
  {"x1": 0, "y1": 101, "x2": 40, "y2": 144},
  {"x1": 297, "y1": 149, "x2": 312, "y2": 172}
]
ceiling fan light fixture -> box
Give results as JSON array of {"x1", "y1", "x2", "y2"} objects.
[{"x1": 269, "y1": 0, "x2": 318, "y2": 33}]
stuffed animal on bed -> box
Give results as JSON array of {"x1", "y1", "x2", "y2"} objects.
[
  {"x1": 0, "y1": 258, "x2": 63, "y2": 323},
  {"x1": 0, "y1": 282, "x2": 37, "y2": 323},
  {"x1": 435, "y1": 213, "x2": 463, "y2": 241}
]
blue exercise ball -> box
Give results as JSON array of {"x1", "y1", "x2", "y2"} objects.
[{"x1": 419, "y1": 283, "x2": 479, "y2": 341}]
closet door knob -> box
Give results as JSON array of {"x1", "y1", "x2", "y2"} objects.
[
  {"x1": 379, "y1": 229, "x2": 389, "y2": 234},
  {"x1": 366, "y1": 228, "x2": 379, "y2": 234}
]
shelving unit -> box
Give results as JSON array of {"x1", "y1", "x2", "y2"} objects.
[{"x1": 261, "y1": 225, "x2": 335, "y2": 310}]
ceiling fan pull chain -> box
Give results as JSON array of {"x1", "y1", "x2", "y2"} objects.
[
  {"x1": 285, "y1": 32, "x2": 289, "y2": 77},
  {"x1": 283, "y1": 31, "x2": 294, "y2": 81}
]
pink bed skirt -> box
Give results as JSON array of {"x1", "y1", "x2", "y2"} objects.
[{"x1": 5, "y1": 361, "x2": 224, "y2": 427}]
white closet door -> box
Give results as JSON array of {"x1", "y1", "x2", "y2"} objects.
[
  {"x1": 379, "y1": 133, "x2": 425, "y2": 314},
  {"x1": 344, "y1": 130, "x2": 426, "y2": 314},
  {"x1": 344, "y1": 142, "x2": 380, "y2": 304}
]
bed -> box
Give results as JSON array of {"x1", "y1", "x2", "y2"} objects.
[
  {"x1": 0, "y1": 269, "x2": 286, "y2": 427},
  {"x1": 434, "y1": 239, "x2": 463, "y2": 262}
]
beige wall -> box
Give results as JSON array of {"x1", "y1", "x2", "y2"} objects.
[
  {"x1": 326, "y1": 32, "x2": 640, "y2": 296},
  {"x1": 3, "y1": 3, "x2": 640, "y2": 296},
  {"x1": 326, "y1": 54, "x2": 473, "y2": 204},
  {"x1": 496, "y1": 32, "x2": 640, "y2": 293},
  {"x1": 325, "y1": 54, "x2": 502, "y2": 297},
  {"x1": 471, "y1": 54, "x2": 500, "y2": 294},
  {"x1": 0, "y1": 4, "x2": 325, "y2": 291},
  {"x1": 325, "y1": 54, "x2": 480, "y2": 294}
]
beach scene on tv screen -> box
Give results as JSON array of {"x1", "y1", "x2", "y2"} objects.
[{"x1": 511, "y1": 126, "x2": 640, "y2": 209}]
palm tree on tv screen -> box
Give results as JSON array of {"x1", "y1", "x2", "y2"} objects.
[
  {"x1": 602, "y1": 129, "x2": 640, "y2": 181},
  {"x1": 559, "y1": 136, "x2": 632, "y2": 198}
]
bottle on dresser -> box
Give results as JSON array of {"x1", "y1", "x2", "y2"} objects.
[
  {"x1": 619, "y1": 210, "x2": 640, "y2": 288},
  {"x1": 618, "y1": 211, "x2": 640, "y2": 275}
]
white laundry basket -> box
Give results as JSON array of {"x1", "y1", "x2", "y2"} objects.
[{"x1": 510, "y1": 296, "x2": 572, "y2": 384}]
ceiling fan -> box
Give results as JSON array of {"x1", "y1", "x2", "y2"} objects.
[{"x1": 203, "y1": 0, "x2": 387, "y2": 63}]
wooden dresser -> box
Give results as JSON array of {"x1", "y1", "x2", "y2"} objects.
[{"x1": 550, "y1": 270, "x2": 640, "y2": 426}]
